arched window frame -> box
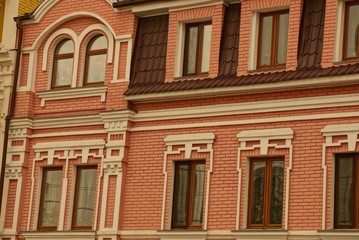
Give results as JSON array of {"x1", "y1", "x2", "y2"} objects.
[
  {"x1": 83, "y1": 34, "x2": 108, "y2": 86},
  {"x1": 51, "y1": 38, "x2": 75, "y2": 89}
]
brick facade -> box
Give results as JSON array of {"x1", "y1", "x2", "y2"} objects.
[{"x1": 0, "y1": 0, "x2": 359, "y2": 240}]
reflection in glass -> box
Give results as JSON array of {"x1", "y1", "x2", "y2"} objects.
[
  {"x1": 40, "y1": 169, "x2": 62, "y2": 227},
  {"x1": 186, "y1": 27, "x2": 198, "y2": 74},
  {"x1": 191, "y1": 163, "x2": 205, "y2": 225},
  {"x1": 276, "y1": 13, "x2": 289, "y2": 64},
  {"x1": 250, "y1": 161, "x2": 265, "y2": 225},
  {"x1": 269, "y1": 161, "x2": 284, "y2": 225},
  {"x1": 201, "y1": 25, "x2": 212, "y2": 73},
  {"x1": 85, "y1": 35, "x2": 107, "y2": 84},
  {"x1": 74, "y1": 167, "x2": 97, "y2": 227},
  {"x1": 53, "y1": 39, "x2": 74, "y2": 87},
  {"x1": 172, "y1": 164, "x2": 190, "y2": 227},
  {"x1": 346, "y1": 5, "x2": 359, "y2": 58},
  {"x1": 337, "y1": 157, "x2": 353, "y2": 225},
  {"x1": 260, "y1": 16, "x2": 273, "y2": 66}
]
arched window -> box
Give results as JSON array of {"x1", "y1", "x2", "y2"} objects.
[
  {"x1": 52, "y1": 39, "x2": 74, "y2": 88},
  {"x1": 84, "y1": 35, "x2": 107, "y2": 85}
]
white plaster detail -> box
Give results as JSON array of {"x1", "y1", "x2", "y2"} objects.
[
  {"x1": 320, "y1": 123, "x2": 359, "y2": 230},
  {"x1": 19, "y1": 231, "x2": 97, "y2": 240},
  {"x1": 162, "y1": 133, "x2": 215, "y2": 230},
  {"x1": 27, "y1": 139, "x2": 105, "y2": 231},
  {"x1": 112, "y1": 36, "x2": 132, "y2": 82},
  {"x1": 334, "y1": 0, "x2": 345, "y2": 62},
  {"x1": 37, "y1": 85, "x2": 107, "y2": 107},
  {"x1": 236, "y1": 128, "x2": 293, "y2": 230},
  {"x1": 125, "y1": 74, "x2": 359, "y2": 103},
  {"x1": 248, "y1": 11, "x2": 259, "y2": 71}
]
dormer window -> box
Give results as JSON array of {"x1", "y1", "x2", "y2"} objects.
[
  {"x1": 257, "y1": 10, "x2": 289, "y2": 69},
  {"x1": 84, "y1": 35, "x2": 107, "y2": 85},
  {"x1": 183, "y1": 21, "x2": 212, "y2": 76},
  {"x1": 52, "y1": 39, "x2": 74, "y2": 88},
  {"x1": 343, "y1": 1, "x2": 359, "y2": 60}
]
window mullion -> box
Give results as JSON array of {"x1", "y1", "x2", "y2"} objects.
[
  {"x1": 264, "y1": 159, "x2": 271, "y2": 227},
  {"x1": 271, "y1": 13, "x2": 278, "y2": 66},
  {"x1": 196, "y1": 24, "x2": 203, "y2": 75},
  {"x1": 187, "y1": 162, "x2": 195, "y2": 228}
]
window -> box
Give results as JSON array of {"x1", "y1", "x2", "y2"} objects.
[
  {"x1": 52, "y1": 39, "x2": 74, "y2": 88},
  {"x1": 257, "y1": 10, "x2": 289, "y2": 69},
  {"x1": 183, "y1": 21, "x2": 212, "y2": 76},
  {"x1": 172, "y1": 161, "x2": 205, "y2": 229},
  {"x1": 0, "y1": 0, "x2": 5, "y2": 42},
  {"x1": 84, "y1": 35, "x2": 107, "y2": 85},
  {"x1": 38, "y1": 167, "x2": 63, "y2": 230},
  {"x1": 343, "y1": 1, "x2": 359, "y2": 60},
  {"x1": 248, "y1": 157, "x2": 284, "y2": 228},
  {"x1": 334, "y1": 153, "x2": 359, "y2": 229},
  {"x1": 72, "y1": 166, "x2": 97, "y2": 229}
]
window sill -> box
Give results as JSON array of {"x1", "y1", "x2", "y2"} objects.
[
  {"x1": 248, "y1": 66, "x2": 286, "y2": 73},
  {"x1": 174, "y1": 74, "x2": 209, "y2": 81},
  {"x1": 333, "y1": 59, "x2": 359, "y2": 65},
  {"x1": 18, "y1": 230, "x2": 96, "y2": 240},
  {"x1": 37, "y1": 85, "x2": 107, "y2": 107},
  {"x1": 319, "y1": 230, "x2": 359, "y2": 240},
  {"x1": 157, "y1": 230, "x2": 207, "y2": 240},
  {"x1": 231, "y1": 229, "x2": 288, "y2": 240}
]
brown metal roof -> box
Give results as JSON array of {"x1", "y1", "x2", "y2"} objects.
[
  {"x1": 130, "y1": 14, "x2": 169, "y2": 87},
  {"x1": 125, "y1": 63, "x2": 359, "y2": 95},
  {"x1": 297, "y1": 0, "x2": 326, "y2": 69},
  {"x1": 218, "y1": 3, "x2": 241, "y2": 77}
]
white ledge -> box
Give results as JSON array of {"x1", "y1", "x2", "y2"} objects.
[
  {"x1": 237, "y1": 128, "x2": 294, "y2": 141},
  {"x1": 37, "y1": 86, "x2": 108, "y2": 107},
  {"x1": 19, "y1": 231, "x2": 96, "y2": 240}
]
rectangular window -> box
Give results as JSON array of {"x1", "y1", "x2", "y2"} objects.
[
  {"x1": 334, "y1": 153, "x2": 359, "y2": 229},
  {"x1": 38, "y1": 167, "x2": 63, "y2": 230},
  {"x1": 0, "y1": 0, "x2": 5, "y2": 42},
  {"x1": 183, "y1": 21, "x2": 212, "y2": 76},
  {"x1": 72, "y1": 166, "x2": 97, "y2": 230},
  {"x1": 172, "y1": 160, "x2": 205, "y2": 229},
  {"x1": 257, "y1": 10, "x2": 289, "y2": 69},
  {"x1": 248, "y1": 157, "x2": 284, "y2": 228},
  {"x1": 343, "y1": 1, "x2": 359, "y2": 60}
]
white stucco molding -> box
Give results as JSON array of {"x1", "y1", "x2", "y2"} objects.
[
  {"x1": 30, "y1": 0, "x2": 117, "y2": 25},
  {"x1": 320, "y1": 123, "x2": 359, "y2": 230},
  {"x1": 236, "y1": 128, "x2": 293, "y2": 230},
  {"x1": 37, "y1": 85, "x2": 108, "y2": 107},
  {"x1": 19, "y1": 231, "x2": 97, "y2": 240},
  {"x1": 161, "y1": 133, "x2": 215, "y2": 231}
]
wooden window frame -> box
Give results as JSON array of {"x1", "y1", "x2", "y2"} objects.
[
  {"x1": 334, "y1": 153, "x2": 359, "y2": 229},
  {"x1": 71, "y1": 165, "x2": 97, "y2": 230},
  {"x1": 343, "y1": 0, "x2": 359, "y2": 61},
  {"x1": 247, "y1": 157, "x2": 284, "y2": 229},
  {"x1": 38, "y1": 167, "x2": 63, "y2": 231},
  {"x1": 257, "y1": 10, "x2": 289, "y2": 70},
  {"x1": 182, "y1": 21, "x2": 212, "y2": 77},
  {"x1": 83, "y1": 35, "x2": 107, "y2": 86},
  {"x1": 51, "y1": 39, "x2": 74, "y2": 89},
  {"x1": 171, "y1": 160, "x2": 205, "y2": 230}
]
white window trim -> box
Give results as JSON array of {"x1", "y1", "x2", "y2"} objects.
[
  {"x1": 174, "y1": 17, "x2": 212, "y2": 78},
  {"x1": 334, "y1": 0, "x2": 345, "y2": 62},
  {"x1": 320, "y1": 123, "x2": 359, "y2": 230},
  {"x1": 248, "y1": 6, "x2": 290, "y2": 71},
  {"x1": 236, "y1": 128, "x2": 293, "y2": 230},
  {"x1": 162, "y1": 133, "x2": 215, "y2": 230},
  {"x1": 37, "y1": 85, "x2": 107, "y2": 107}
]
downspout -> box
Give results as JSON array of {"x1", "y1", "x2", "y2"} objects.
[{"x1": 0, "y1": 13, "x2": 32, "y2": 214}]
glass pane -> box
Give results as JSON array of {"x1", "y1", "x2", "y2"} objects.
[
  {"x1": 86, "y1": 54, "x2": 106, "y2": 83},
  {"x1": 74, "y1": 168, "x2": 97, "y2": 227},
  {"x1": 172, "y1": 164, "x2": 190, "y2": 227},
  {"x1": 260, "y1": 15, "x2": 273, "y2": 66},
  {"x1": 186, "y1": 26, "x2": 198, "y2": 74},
  {"x1": 89, "y1": 36, "x2": 107, "y2": 51},
  {"x1": 40, "y1": 169, "x2": 62, "y2": 227},
  {"x1": 346, "y1": 5, "x2": 359, "y2": 58},
  {"x1": 201, "y1": 24, "x2": 212, "y2": 73},
  {"x1": 54, "y1": 58, "x2": 73, "y2": 87},
  {"x1": 191, "y1": 163, "x2": 205, "y2": 225},
  {"x1": 269, "y1": 161, "x2": 284, "y2": 224},
  {"x1": 337, "y1": 157, "x2": 353, "y2": 225},
  {"x1": 250, "y1": 161, "x2": 266, "y2": 225},
  {"x1": 276, "y1": 13, "x2": 289, "y2": 64},
  {"x1": 56, "y1": 40, "x2": 74, "y2": 54}
]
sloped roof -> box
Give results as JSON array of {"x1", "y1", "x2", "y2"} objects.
[
  {"x1": 297, "y1": 0, "x2": 326, "y2": 69},
  {"x1": 125, "y1": 63, "x2": 359, "y2": 95}
]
